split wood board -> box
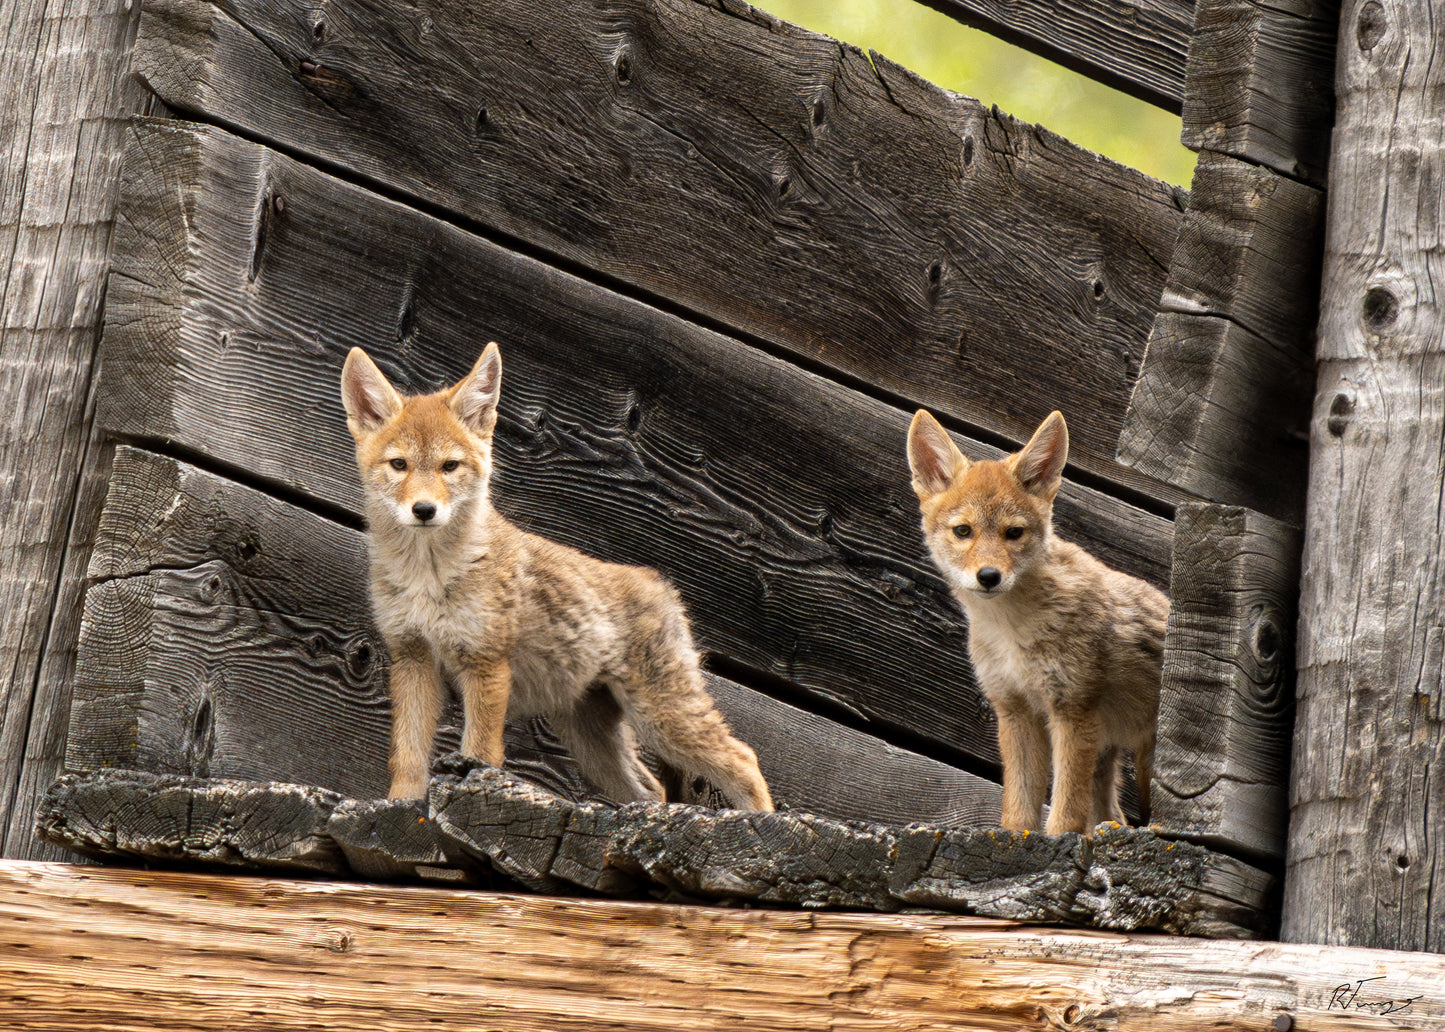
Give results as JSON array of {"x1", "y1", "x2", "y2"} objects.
[
  {"x1": 69, "y1": 446, "x2": 1006, "y2": 828},
  {"x1": 1, "y1": 860, "x2": 1443, "y2": 1030},
  {"x1": 129, "y1": 0, "x2": 1189, "y2": 500},
  {"x1": 1182, "y1": 0, "x2": 1339, "y2": 187},
  {"x1": 97, "y1": 119, "x2": 1175, "y2": 773},
  {"x1": 916, "y1": 0, "x2": 1191, "y2": 111},
  {"x1": 37, "y1": 765, "x2": 1274, "y2": 938},
  {"x1": 1119, "y1": 153, "x2": 1322, "y2": 519}
]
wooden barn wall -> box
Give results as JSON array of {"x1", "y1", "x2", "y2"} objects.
[
  {"x1": 88, "y1": 117, "x2": 1173, "y2": 806},
  {"x1": 129, "y1": 0, "x2": 1189, "y2": 506},
  {"x1": 0, "y1": 0, "x2": 1324, "y2": 878}
]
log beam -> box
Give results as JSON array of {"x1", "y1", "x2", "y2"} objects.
[{"x1": 0, "y1": 860, "x2": 1442, "y2": 1030}]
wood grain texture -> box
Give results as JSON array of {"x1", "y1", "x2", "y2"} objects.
[
  {"x1": 40, "y1": 764, "x2": 1273, "y2": 936},
  {"x1": 1285, "y1": 0, "x2": 1445, "y2": 952},
  {"x1": 1117, "y1": 154, "x2": 1321, "y2": 519},
  {"x1": 1183, "y1": 0, "x2": 1339, "y2": 185},
  {"x1": 1154, "y1": 504, "x2": 1301, "y2": 864},
  {"x1": 0, "y1": 0, "x2": 148, "y2": 861},
  {"x1": 96, "y1": 120, "x2": 1175, "y2": 771},
  {"x1": 38, "y1": 771, "x2": 347, "y2": 874},
  {"x1": 70, "y1": 448, "x2": 1009, "y2": 826},
  {"x1": 128, "y1": 0, "x2": 1189, "y2": 498},
  {"x1": 1, "y1": 860, "x2": 1442, "y2": 1031},
  {"x1": 916, "y1": 0, "x2": 1191, "y2": 111}
]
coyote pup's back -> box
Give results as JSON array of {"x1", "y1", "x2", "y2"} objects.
[
  {"x1": 341, "y1": 342, "x2": 772, "y2": 811},
  {"x1": 907, "y1": 409, "x2": 1167, "y2": 837}
]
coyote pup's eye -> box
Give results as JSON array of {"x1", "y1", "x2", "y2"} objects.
[
  {"x1": 441, "y1": 459, "x2": 460, "y2": 473},
  {"x1": 389, "y1": 458, "x2": 407, "y2": 471},
  {"x1": 952, "y1": 524, "x2": 972, "y2": 539},
  {"x1": 1004, "y1": 527, "x2": 1025, "y2": 541}
]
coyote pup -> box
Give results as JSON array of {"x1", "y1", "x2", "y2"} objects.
[
  {"x1": 341, "y1": 342, "x2": 773, "y2": 810},
  {"x1": 906, "y1": 410, "x2": 1166, "y2": 837}
]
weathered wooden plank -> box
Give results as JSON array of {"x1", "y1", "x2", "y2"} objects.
[
  {"x1": 916, "y1": 0, "x2": 1191, "y2": 111},
  {"x1": 36, "y1": 770, "x2": 347, "y2": 874},
  {"x1": 1183, "y1": 0, "x2": 1339, "y2": 185},
  {"x1": 97, "y1": 121, "x2": 1175, "y2": 773},
  {"x1": 0, "y1": 0, "x2": 149, "y2": 861},
  {"x1": 1117, "y1": 153, "x2": 1320, "y2": 519},
  {"x1": 70, "y1": 448, "x2": 1009, "y2": 826},
  {"x1": 4, "y1": 860, "x2": 1441, "y2": 1030},
  {"x1": 1154, "y1": 504, "x2": 1300, "y2": 864},
  {"x1": 1286, "y1": 0, "x2": 1445, "y2": 952},
  {"x1": 328, "y1": 798, "x2": 482, "y2": 885},
  {"x1": 41, "y1": 764, "x2": 1273, "y2": 935},
  {"x1": 129, "y1": 0, "x2": 1188, "y2": 499}
]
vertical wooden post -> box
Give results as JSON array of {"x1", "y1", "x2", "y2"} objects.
[
  {"x1": 0, "y1": 0, "x2": 147, "y2": 858},
  {"x1": 1285, "y1": 0, "x2": 1445, "y2": 952}
]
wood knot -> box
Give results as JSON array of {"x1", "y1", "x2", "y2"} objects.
[
  {"x1": 320, "y1": 928, "x2": 355, "y2": 954},
  {"x1": 1327, "y1": 391, "x2": 1355, "y2": 437},
  {"x1": 1362, "y1": 285, "x2": 1398, "y2": 331},
  {"x1": 1357, "y1": 0, "x2": 1387, "y2": 50}
]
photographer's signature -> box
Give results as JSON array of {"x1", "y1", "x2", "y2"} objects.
[{"x1": 1328, "y1": 976, "x2": 1422, "y2": 1015}]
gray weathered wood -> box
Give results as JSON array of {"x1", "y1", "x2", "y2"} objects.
[
  {"x1": 96, "y1": 120, "x2": 1175, "y2": 772},
  {"x1": 430, "y1": 761, "x2": 655, "y2": 897},
  {"x1": 1154, "y1": 505, "x2": 1300, "y2": 864},
  {"x1": 37, "y1": 769, "x2": 347, "y2": 874},
  {"x1": 1285, "y1": 0, "x2": 1445, "y2": 953},
  {"x1": 41, "y1": 765, "x2": 1274, "y2": 937},
  {"x1": 1183, "y1": 0, "x2": 1339, "y2": 185},
  {"x1": 328, "y1": 798, "x2": 482, "y2": 885},
  {"x1": 0, "y1": 0, "x2": 149, "y2": 861},
  {"x1": 915, "y1": 0, "x2": 1191, "y2": 111},
  {"x1": 70, "y1": 448, "x2": 1010, "y2": 826},
  {"x1": 1117, "y1": 153, "x2": 1321, "y2": 519},
  {"x1": 129, "y1": 0, "x2": 1189, "y2": 499}
]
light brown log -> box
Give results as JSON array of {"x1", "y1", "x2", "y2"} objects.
[
  {"x1": 1285, "y1": 0, "x2": 1445, "y2": 953},
  {"x1": 0, "y1": 859, "x2": 1442, "y2": 1030}
]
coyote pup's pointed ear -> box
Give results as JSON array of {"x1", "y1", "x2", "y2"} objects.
[
  {"x1": 448, "y1": 341, "x2": 502, "y2": 436},
  {"x1": 1011, "y1": 411, "x2": 1068, "y2": 501},
  {"x1": 907, "y1": 410, "x2": 970, "y2": 499},
  {"x1": 341, "y1": 347, "x2": 403, "y2": 436}
]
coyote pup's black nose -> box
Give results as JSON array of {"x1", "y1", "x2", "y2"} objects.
[
  {"x1": 977, "y1": 567, "x2": 1002, "y2": 590},
  {"x1": 412, "y1": 501, "x2": 438, "y2": 522}
]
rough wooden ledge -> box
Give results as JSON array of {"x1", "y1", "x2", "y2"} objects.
[{"x1": 0, "y1": 860, "x2": 1442, "y2": 1031}]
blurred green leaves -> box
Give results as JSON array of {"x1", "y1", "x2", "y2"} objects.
[{"x1": 755, "y1": 0, "x2": 1195, "y2": 187}]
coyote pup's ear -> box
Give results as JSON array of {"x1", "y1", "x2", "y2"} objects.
[
  {"x1": 341, "y1": 347, "x2": 404, "y2": 436},
  {"x1": 907, "y1": 410, "x2": 970, "y2": 499},
  {"x1": 448, "y1": 341, "x2": 502, "y2": 436},
  {"x1": 1011, "y1": 411, "x2": 1068, "y2": 501}
]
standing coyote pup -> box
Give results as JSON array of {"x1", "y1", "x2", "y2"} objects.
[
  {"x1": 906, "y1": 410, "x2": 1167, "y2": 837},
  {"x1": 341, "y1": 342, "x2": 772, "y2": 810}
]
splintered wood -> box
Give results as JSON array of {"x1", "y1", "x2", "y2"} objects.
[
  {"x1": 38, "y1": 761, "x2": 1273, "y2": 939},
  {"x1": 0, "y1": 859, "x2": 1441, "y2": 1031}
]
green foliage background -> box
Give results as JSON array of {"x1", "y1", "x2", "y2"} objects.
[{"x1": 755, "y1": 0, "x2": 1196, "y2": 187}]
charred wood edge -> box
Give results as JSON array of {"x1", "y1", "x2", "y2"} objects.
[
  {"x1": 128, "y1": 0, "x2": 1190, "y2": 508},
  {"x1": 1181, "y1": 0, "x2": 1339, "y2": 188},
  {"x1": 38, "y1": 763, "x2": 1275, "y2": 938},
  {"x1": 912, "y1": 0, "x2": 1191, "y2": 112},
  {"x1": 1117, "y1": 153, "x2": 1322, "y2": 521},
  {"x1": 1151, "y1": 503, "x2": 1300, "y2": 866}
]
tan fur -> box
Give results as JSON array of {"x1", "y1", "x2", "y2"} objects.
[
  {"x1": 906, "y1": 409, "x2": 1167, "y2": 837},
  {"x1": 341, "y1": 343, "x2": 772, "y2": 810}
]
